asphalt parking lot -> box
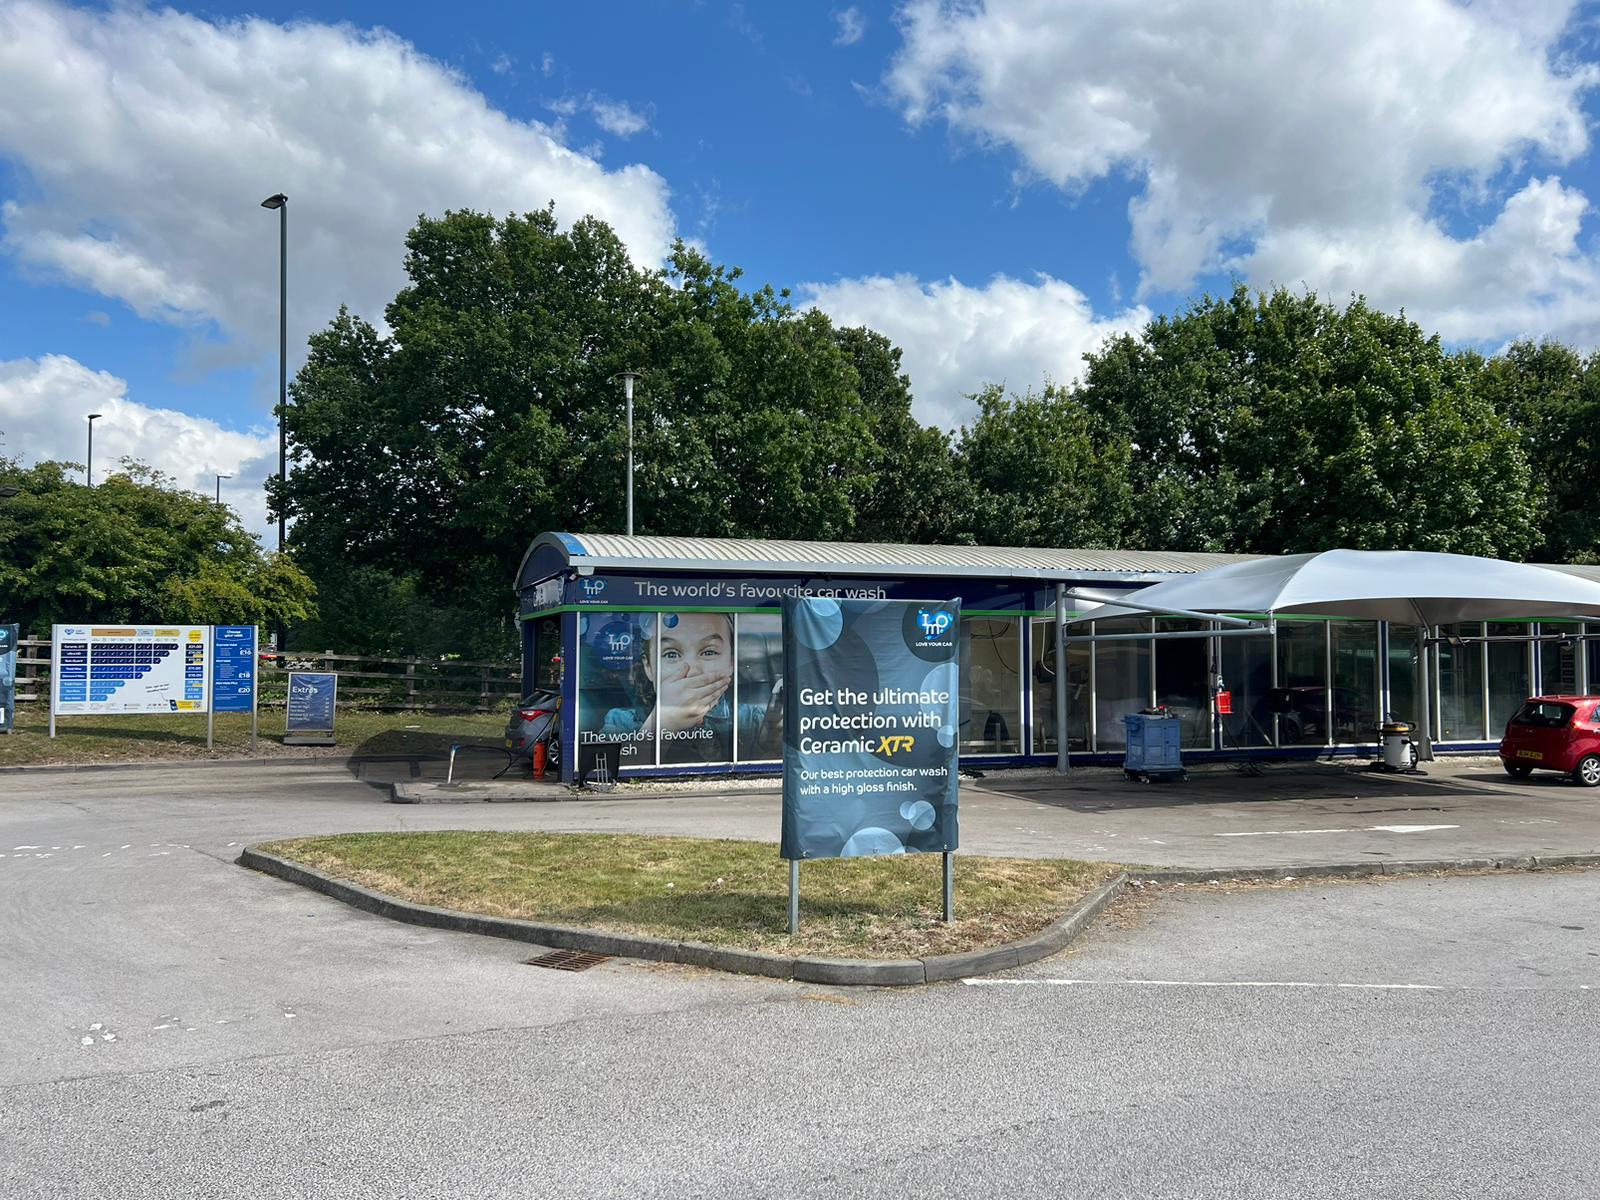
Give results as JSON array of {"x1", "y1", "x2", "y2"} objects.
[{"x1": 2, "y1": 759, "x2": 1598, "y2": 1197}]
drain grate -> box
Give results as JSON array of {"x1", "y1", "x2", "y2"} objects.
[{"x1": 525, "y1": 949, "x2": 612, "y2": 972}]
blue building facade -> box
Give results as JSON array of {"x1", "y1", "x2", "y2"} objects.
[{"x1": 517, "y1": 533, "x2": 1597, "y2": 781}]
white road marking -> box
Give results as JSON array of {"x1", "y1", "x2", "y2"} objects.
[
  {"x1": 963, "y1": 978, "x2": 1445, "y2": 989},
  {"x1": 1215, "y1": 823, "x2": 1459, "y2": 838}
]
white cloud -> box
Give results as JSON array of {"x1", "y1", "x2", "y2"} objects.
[
  {"x1": 0, "y1": 355, "x2": 278, "y2": 541},
  {"x1": 888, "y1": 0, "x2": 1600, "y2": 343},
  {"x1": 589, "y1": 97, "x2": 650, "y2": 138},
  {"x1": 834, "y1": 7, "x2": 866, "y2": 46},
  {"x1": 0, "y1": 1, "x2": 676, "y2": 359},
  {"x1": 805, "y1": 273, "x2": 1149, "y2": 428}
]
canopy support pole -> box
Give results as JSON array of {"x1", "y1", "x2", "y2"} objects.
[
  {"x1": 1416, "y1": 625, "x2": 1435, "y2": 762},
  {"x1": 1055, "y1": 583, "x2": 1069, "y2": 775}
]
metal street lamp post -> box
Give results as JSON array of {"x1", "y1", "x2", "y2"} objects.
[
  {"x1": 610, "y1": 371, "x2": 639, "y2": 536},
  {"x1": 260, "y1": 193, "x2": 288, "y2": 553},
  {"x1": 85, "y1": 413, "x2": 102, "y2": 486},
  {"x1": 261, "y1": 192, "x2": 288, "y2": 657},
  {"x1": 216, "y1": 473, "x2": 231, "y2": 504}
]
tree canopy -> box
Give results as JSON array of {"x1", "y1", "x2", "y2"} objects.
[
  {"x1": 0, "y1": 459, "x2": 316, "y2": 636},
  {"x1": 274, "y1": 206, "x2": 1595, "y2": 657}
]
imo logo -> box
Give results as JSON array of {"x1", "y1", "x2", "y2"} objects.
[
  {"x1": 605, "y1": 631, "x2": 633, "y2": 653},
  {"x1": 917, "y1": 608, "x2": 954, "y2": 638},
  {"x1": 581, "y1": 579, "x2": 607, "y2": 598}
]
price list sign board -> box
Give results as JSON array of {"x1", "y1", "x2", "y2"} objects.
[
  {"x1": 285, "y1": 671, "x2": 338, "y2": 746},
  {"x1": 51, "y1": 626, "x2": 210, "y2": 725},
  {"x1": 0, "y1": 623, "x2": 17, "y2": 734},
  {"x1": 211, "y1": 626, "x2": 258, "y2": 714}
]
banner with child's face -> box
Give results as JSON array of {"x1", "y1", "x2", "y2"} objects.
[{"x1": 577, "y1": 611, "x2": 784, "y2": 767}]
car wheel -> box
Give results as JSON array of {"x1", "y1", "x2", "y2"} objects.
[
  {"x1": 1573, "y1": 755, "x2": 1600, "y2": 788},
  {"x1": 1504, "y1": 762, "x2": 1533, "y2": 779}
]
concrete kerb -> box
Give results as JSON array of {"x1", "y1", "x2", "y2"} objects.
[
  {"x1": 236, "y1": 848, "x2": 1600, "y2": 987},
  {"x1": 237, "y1": 844, "x2": 1130, "y2": 987}
]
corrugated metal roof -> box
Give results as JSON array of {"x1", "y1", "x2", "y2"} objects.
[
  {"x1": 1538, "y1": 563, "x2": 1600, "y2": 585},
  {"x1": 540, "y1": 532, "x2": 1264, "y2": 581}
]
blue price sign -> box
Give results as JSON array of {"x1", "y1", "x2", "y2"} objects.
[
  {"x1": 212, "y1": 625, "x2": 257, "y2": 714},
  {"x1": 285, "y1": 671, "x2": 337, "y2": 744}
]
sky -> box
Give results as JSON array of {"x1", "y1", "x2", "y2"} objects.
[{"x1": 4, "y1": 0, "x2": 1600, "y2": 542}]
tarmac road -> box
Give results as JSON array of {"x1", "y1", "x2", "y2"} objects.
[{"x1": 2, "y1": 762, "x2": 1598, "y2": 1197}]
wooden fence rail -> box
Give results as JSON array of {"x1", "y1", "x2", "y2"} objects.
[{"x1": 10, "y1": 638, "x2": 521, "y2": 712}]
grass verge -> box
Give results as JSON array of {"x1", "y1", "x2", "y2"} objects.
[
  {"x1": 259, "y1": 830, "x2": 1120, "y2": 959},
  {"x1": 0, "y1": 708, "x2": 511, "y2": 768}
]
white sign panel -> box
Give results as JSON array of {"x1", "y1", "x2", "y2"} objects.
[{"x1": 52, "y1": 625, "x2": 211, "y2": 715}]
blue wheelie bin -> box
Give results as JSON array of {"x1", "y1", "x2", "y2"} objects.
[{"x1": 1123, "y1": 710, "x2": 1186, "y2": 783}]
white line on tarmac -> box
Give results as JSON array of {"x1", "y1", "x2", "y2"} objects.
[
  {"x1": 962, "y1": 978, "x2": 1596, "y2": 991},
  {"x1": 1214, "y1": 823, "x2": 1459, "y2": 837}
]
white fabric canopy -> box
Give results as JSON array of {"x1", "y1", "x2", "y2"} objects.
[{"x1": 1069, "y1": 549, "x2": 1600, "y2": 625}]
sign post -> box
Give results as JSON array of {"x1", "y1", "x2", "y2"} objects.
[
  {"x1": 285, "y1": 671, "x2": 337, "y2": 746},
  {"x1": 780, "y1": 597, "x2": 961, "y2": 931},
  {"x1": 212, "y1": 626, "x2": 259, "y2": 753},
  {"x1": 0, "y1": 624, "x2": 17, "y2": 735}
]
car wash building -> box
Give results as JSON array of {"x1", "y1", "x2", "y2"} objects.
[{"x1": 516, "y1": 532, "x2": 1600, "y2": 782}]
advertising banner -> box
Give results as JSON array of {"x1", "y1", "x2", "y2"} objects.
[
  {"x1": 51, "y1": 625, "x2": 209, "y2": 715},
  {"x1": 780, "y1": 597, "x2": 961, "y2": 860},
  {"x1": 0, "y1": 624, "x2": 17, "y2": 734},
  {"x1": 211, "y1": 626, "x2": 258, "y2": 714},
  {"x1": 285, "y1": 672, "x2": 337, "y2": 743}
]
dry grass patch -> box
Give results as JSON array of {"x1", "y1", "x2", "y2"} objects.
[{"x1": 260, "y1": 831, "x2": 1120, "y2": 959}]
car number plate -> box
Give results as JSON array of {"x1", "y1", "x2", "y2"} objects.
[{"x1": 1516, "y1": 749, "x2": 1543, "y2": 760}]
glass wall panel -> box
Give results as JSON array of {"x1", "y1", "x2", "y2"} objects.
[
  {"x1": 1330, "y1": 621, "x2": 1379, "y2": 744},
  {"x1": 1094, "y1": 618, "x2": 1152, "y2": 750},
  {"x1": 1219, "y1": 627, "x2": 1274, "y2": 747},
  {"x1": 1539, "y1": 623, "x2": 1581, "y2": 697},
  {"x1": 1437, "y1": 622, "x2": 1486, "y2": 741},
  {"x1": 1487, "y1": 623, "x2": 1531, "y2": 737},
  {"x1": 1156, "y1": 619, "x2": 1211, "y2": 748},
  {"x1": 960, "y1": 618, "x2": 1022, "y2": 754},
  {"x1": 1387, "y1": 624, "x2": 1419, "y2": 729},
  {"x1": 1276, "y1": 620, "x2": 1328, "y2": 745},
  {"x1": 734, "y1": 613, "x2": 785, "y2": 762},
  {"x1": 578, "y1": 612, "x2": 657, "y2": 767},
  {"x1": 531, "y1": 614, "x2": 562, "y2": 692},
  {"x1": 1031, "y1": 618, "x2": 1089, "y2": 753}
]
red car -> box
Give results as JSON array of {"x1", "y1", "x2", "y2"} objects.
[{"x1": 1498, "y1": 695, "x2": 1600, "y2": 786}]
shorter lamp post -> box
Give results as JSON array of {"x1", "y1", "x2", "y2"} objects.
[
  {"x1": 86, "y1": 413, "x2": 102, "y2": 486},
  {"x1": 215, "y1": 473, "x2": 231, "y2": 504},
  {"x1": 608, "y1": 370, "x2": 639, "y2": 536}
]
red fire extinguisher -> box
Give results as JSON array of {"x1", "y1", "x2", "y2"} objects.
[{"x1": 532, "y1": 740, "x2": 547, "y2": 780}]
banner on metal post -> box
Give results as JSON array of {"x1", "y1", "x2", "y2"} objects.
[
  {"x1": 780, "y1": 597, "x2": 961, "y2": 860},
  {"x1": 0, "y1": 624, "x2": 17, "y2": 734}
]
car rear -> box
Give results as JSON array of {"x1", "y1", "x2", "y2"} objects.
[
  {"x1": 505, "y1": 689, "x2": 559, "y2": 760},
  {"x1": 1499, "y1": 698, "x2": 1579, "y2": 775}
]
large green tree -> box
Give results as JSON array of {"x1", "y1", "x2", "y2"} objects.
[
  {"x1": 0, "y1": 459, "x2": 316, "y2": 635},
  {"x1": 281, "y1": 207, "x2": 917, "y2": 634},
  {"x1": 955, "y1": 383, "x2": 1134, "y2": 549},
  {"x1": 1074, "y1": 286, "x2": 1540, "y2": 557},
  {"x1": 1475, "y1": 340, "x2": 1600, "y2": 562}
]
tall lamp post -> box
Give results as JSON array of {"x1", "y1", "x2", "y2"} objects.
[
  {"x1": 610, "y1": 370, "x2": 639, "y2": 536},
  {"x1": 85, "y1": 413, "x2": 102, "y2": 486},
  {"x1": 259, "y1": 193, "x2": 288, "y2": 553},
  {"x1": 261, "y1": 192, "x2": 288, "y2": 655},
  {"x1": 216, "y1": 473, "x2": 231, "y2": 504}
]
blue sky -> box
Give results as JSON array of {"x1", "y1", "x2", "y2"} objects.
[{"x1": 3, "y1": 0, "x2": 1600, "y2": 538}]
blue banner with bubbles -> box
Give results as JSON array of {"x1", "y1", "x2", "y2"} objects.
[
  {"x1": 0, "y1": 624, "x2": 16, "y2": 734},
  {"x1": 780, "y1": 597, "x2": 960, "y2": 860}
]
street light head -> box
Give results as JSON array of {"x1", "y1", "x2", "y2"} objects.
[
  {"x1": 260, "y1": 193, "x2": 287, "y2": 210},
  {"x1": 87, "y1": 413, "x2": 102, "y2": 422}
]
